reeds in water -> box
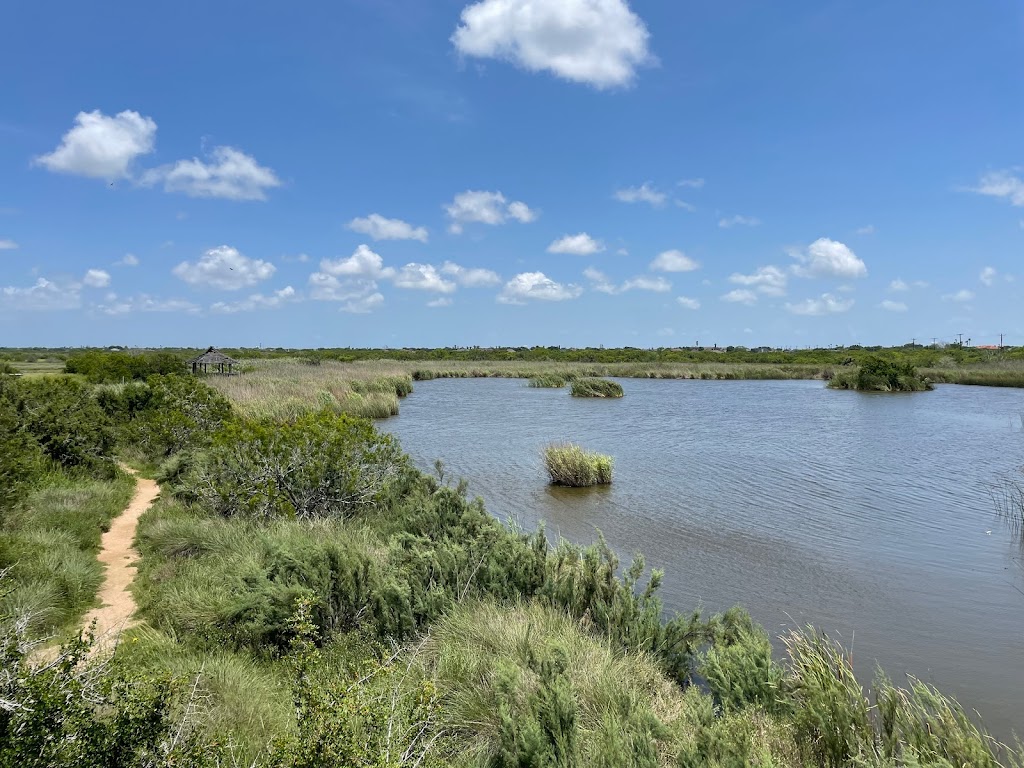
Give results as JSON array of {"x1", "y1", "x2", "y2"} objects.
[
  {"x1": 570, "y1": 377, "x2": 624, "y2": 398},
  {"x1": 527, "y1": 374, "x2": 568, "y2": 388},
  {"x1": 543, "y1": 443, "x2": 613, "y2": 486}
]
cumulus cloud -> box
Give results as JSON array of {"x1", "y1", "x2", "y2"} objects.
[
  {"x1": 789, "y1": 238, "x2": 867, "y2": 279},
  {"x1": 583, "y1": 268, "x2": 669, "y2": 294},
  {"x1": 728, "y1": 265, "x2": 786, "y2": 297},
  {"x1": 35, "y1": 109, "x2": 156, "y2": 179},
  {"x1": 943, "y1": 289, "x2": 974, "y2": 303},
  {"x1": 451, "y1": 0, "x2": 653, "y2": 89},
  {"x1": 880, "y1": 300, "x2": 907, "y2": 312},
  {"x1": 210, "y1": 286, "x2": 298, "y2": 313},
  {"x1": 115, "y1": 253, "x2": 139, "y2": 267},
  {"x1": 784, "y1": 293, "x2": 854, "y2": 316},
  {"x1": 972, "y1": 169, "x2": 1024, "y2": 206},
  {"x1": 319, "y1": 244, "x2": 394, "y2": 279},
  {"x1": 980, "y1": 266, "x2": 997, "y2": 286},
  {"x1": 96, "y1": 293, "x2": 200, "y2": 315},
  {"x1": 614, "y1": 182, "x2": 665, "y2": 206},
  {"x1": 548, "y1": 233, "x2": 604, "y2": 255},
  {"x1": 341, "y1": 293, "x2": 384, "y2": 313},
  {"x1": 445, "y1": 190, "x2": 537, "y2": 233},
  {"x1": 721, "y1": 289, "x2": 757, "y2": 305},
  {"x1": 308, "y1": 272, "x2": 377, "y2": 302},
  {"x1": 83, "y1": 269, "x2": 111, "y2": 288},
  {"x1": 0, "y1": 239, "x2": 18, "y2": 250},
  {"x1": 440, "y1": 261, "x2": 501, "y2": 287},
  {"x1": 393, "y1": 263, "x2": 457, "y2": 293},
  {"x1": 172, "y1": 245, "x2": 276, "y2": 290},
  {"x1": 676, "y1": 296, "x2": 700, "y2": 310},
  {"x1": 889, "y1": 278, "x2": 908, "y2": 291},
  {"x1": 1, "y1": 277, "x2": 82, "y2": 310},
  {"x1": 718, "y1": 214, "x2": 760, "y2": 229},
  {"x1": 141, "y1": 146, "x2": 281, "y2": 201},
  {"x1": 498, "y1": 271, "x2": 582, "y2": 303},
  {"x1": 650, "y1": 249, "x2": 699, "y2": 272},
  {"x1": 348, "y1": 213, "x2": 428, "y2": 242}
]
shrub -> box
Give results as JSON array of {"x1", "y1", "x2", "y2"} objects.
[
  {"x1": 828, "y1": 356, "x2": 932, "y2": 392},
  {"x1": 570, "y1": 377, "x2": 624, "y2": 398},
  {"x1": 121, "y1": 375, "x2": 233, "y2": 458},
  {"x1": 544, "y1": 443, "x2": 613, "y2": 486},
  {"x1": 699, "y1": 609, "x2": 784, "y2": 714},
  {"x1": 64, "y1": 349, "x2": 186, "y2": 382},
  {"x1": 0, "y1": 380, "x2": 43, "y2": 511},
  {"x1": 184, "y1": 410, "x2": 406, "y2": 521}
]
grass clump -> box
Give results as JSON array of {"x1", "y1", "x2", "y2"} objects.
[
  {"x1": 570, "y1": 377, "x2": 624, "y2": 398},
  {"x1": 828, "y1": 356, "x2": 933, "y2": 392},
  {"x1": 527, "y1": 374, "x2": 568, "y2": 388},
  {"x1": 543, "y1": 443, "x2": 613, "y2": 487}
]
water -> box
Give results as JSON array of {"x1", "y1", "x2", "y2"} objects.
[{"x1": 381, "y1": 378, "x2": 1024, "y2": 740}]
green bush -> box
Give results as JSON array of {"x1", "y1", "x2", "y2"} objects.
[
  {"x1": 570, "y1": 377, "x2": 624, "y2": 398},
  {"x1": 0, "y1": 380, "x2": 44, "y2": 511},
  {"x1": 828, "y1": 356, "x2": 932, "y2": 392},
  {"x1": 543, "y1": 443, "x2": 613, "y2": 486},
  {"x1": 64, "y1": 349, "x2": 186, "y2": 382},
  {"x1": 118, "y1": 375, "x2": 233, "y2": 459},
  {"x1": 699, "y1": 609, "x2": 784, "y2": 714}
]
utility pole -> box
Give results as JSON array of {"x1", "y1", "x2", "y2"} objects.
[
  {"x1": 911, "y1": 338, "x2": 916, "y2": 348},
  {"x1": 957, "y1": 333, "x2": 964, "y2": 347},
  {"x1": 1000, "y1": 333, "x2": 1004, "y2": 349},
  {"x1": 931, "y1": 337, "x2": 938, "y2": 346}
]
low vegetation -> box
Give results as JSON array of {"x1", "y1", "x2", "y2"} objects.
[
  {"x1": 543, "y1": 443, "x2": 614, "y2": 487},
  {"x1": 828, "y1": 356, "x2": 933, "y2": 392},
  {"x1": 527, "y1": 373, "x2": 568, "y2": 387},
  {"x1": 570, "y1": 377, "x2": 625, "y2": 398}
]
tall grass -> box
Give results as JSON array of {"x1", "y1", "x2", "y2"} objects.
[
  {"x1": 570, "y1": 377, "x2": 624, "y2": 398},
  {"x1": 527, "y1": 374, "x2": 569, "y2": 388},
  {"x1": 543, "y1": 443, "x2": 613, "y2": 486}
]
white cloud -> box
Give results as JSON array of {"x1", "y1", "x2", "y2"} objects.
[
  {"x1": 784, "y1": 293, "x2": 854, "y2": 316},
  {"x1": 980, "y1": 266, "x2": 997, "y2": 286},
  {"x1": 498, "y1": 271, "x2": 581, "y2": 303},
  {"x1": 674, "y1": 200, "x2": 696, "y2": 212},
  {"x1": 548, "y1": 232, "x2": 604, "y2": 255},
  {"x1": 445, "y1": 190, "x2": 537, "y2": 233},
  {"x1": 115, "y1": 253, "x2": 139, "y2": 267},
  {"x1": 856, "y1": 224, "x2": 875, "y2": 235},
  {"x1": 83, "y1": 268, "x2": 111, "y2": 288},
  {"x1": 650, "y1": 249, "x2": 699, "y2": 272},
  {"x1": 319, "y1": 244, "x2": 394, "y2": 279},
  {"x1": 35, "y1": 109, "x2": 156, "y2": 179},
  {"x1": 451, "y1": 0, "x2": 653, "y2": 89},
  {"x1": 943, "y1": 289, "x2": 974, "y2": 303},
  {"x1": 676, "y1": 296, "x2": 700, "y2": 310},
  {"x1": 677, "y1": 178, "x2": 704, "y2": 189},
  {"x1": 428, "y1": 297, "x2": 453, "y2": 308},
  {"x1": 1, "y1": 277, "x2": 82, "y2": 310},
  {"x1": 721, "y1": 289, "x2": 757, "y2": 305},
  {"x1": 393, "y1": 263, "x2": 457, "y2": 293},
  {"x1": 889, "y1": 278, "x2": 908, "y2": 291},
  {"x1": 718, "y1": 214, "x2": 761, "y2": 229},
  {"x1": 789, "y1": 238, "x2": 867, "y2": 279},
  {"x1": 972, "y1": 169, "x2": 1024, "y2": 206},
  {"x1": 348, "y1": 213, "x2": 428, "y2": 242},
  {"x1": 728, "y1": 265, "x2": 786, "y2": 296},
  {"x1": 210, "y1": 286, "x2": 298, "y2": 313},
  {"x1": 440, "y1": 261, "x2": 501, "y2": 287},
  {"x1": 172, "y1": 245, "x2": 276, "y2": 290},
  {"x1": 584, "y1": 267, "x2": 669, "y2": 294},
  {"x1": 309, "y1": 272, "x2": 379, "y2": 302},
  {"x1": 141, "y1": 146, "x2": 281, "y2": 201},
  {"x1": 0, "y1": 239, "x2": 18, "y2": 250},
  {"x1": 880, "y1": 300, "x2": 907, "y2": 312},
  {"x1": 97, "y1": 293, "x2": 200, "y2": 315},
  {"x1": 614, "y1": 182, "x2": 665, "y2": 206},
  {"x1": 341, "y1": 293, "x2": 384, "y2": 313}
]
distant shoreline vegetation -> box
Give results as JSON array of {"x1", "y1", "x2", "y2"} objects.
[{"x1": 828, "y1": 357, "x2": 933, "y2": 393}]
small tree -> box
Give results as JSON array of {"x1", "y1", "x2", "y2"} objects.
[{"x1": 187, "y1": 411, "x2": 406, "y2": 520}]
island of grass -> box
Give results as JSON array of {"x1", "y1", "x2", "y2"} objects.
[
  {"x1": 828, "y1": 356, "x2": 933, "y2": 392},
  {"x1": 570, "y1": 377, "x2": 624, "y2": 398},
  {"x1": 544, "y1": 443, "x2": 613, "y2": 487},
  {"x1": 527, "y1": 374, "x2": 568, "y2": 388}
]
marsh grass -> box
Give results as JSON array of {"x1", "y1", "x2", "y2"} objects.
[
  {"x1": 0, "y1": 470, "x2": 134, "y2": 636},
  {"x1": 570, "y1": 377, "x2": 624, "y2": 398},
  {"x1": 527, "y1": 374, "x2": 568, "y2": 388},
  {"x1": 543, "y1": 443, "x2": 613, "y2": 487}
]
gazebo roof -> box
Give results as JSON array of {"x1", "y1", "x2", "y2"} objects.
[{"x1": 188, "y1": 347, "x2": 239, "y2": 366}]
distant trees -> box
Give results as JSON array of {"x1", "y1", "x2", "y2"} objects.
[{"x1": 65, "y1": 350, "x2": 185, "y2": 383}]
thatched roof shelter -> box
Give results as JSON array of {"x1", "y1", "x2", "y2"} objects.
[{"x1": 188, "y1": 347, "x2": 238, "y2": 375}]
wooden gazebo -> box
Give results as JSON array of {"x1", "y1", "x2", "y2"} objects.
[{"x1": 188, "y1": 347, "x2": 238, "y2": 375}]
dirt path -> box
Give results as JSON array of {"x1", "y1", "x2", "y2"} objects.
[{"x1": 80, "y1": 469, "x2": 159, "y2": 648}]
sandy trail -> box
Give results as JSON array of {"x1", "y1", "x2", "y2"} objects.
[{"x1": 79, "y1": 469, "x2": 159, "y2": 649}]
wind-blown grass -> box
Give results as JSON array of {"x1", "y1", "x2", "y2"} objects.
[
  {"x1": 543, "y1": 443, "x2": 613, "y2": 487},
  {"x1": 527, "y1": 374, "x2": 568, "y2": 388},
  {"x1": 570, "y1": 377, "x2": 624, "y2": 398}
]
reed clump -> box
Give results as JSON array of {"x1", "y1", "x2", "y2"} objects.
[
  {"x1": 543, "y1": 443, "x2": 613, "y2": 487},
  {"x1": 570, "y1": 377, "x2": 624, "y2": 398},
  {"x1": 527, "y1": 374, "x2": 568, "y2": 388}
]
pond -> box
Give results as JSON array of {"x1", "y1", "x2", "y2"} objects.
[{"x1": 381, "y1": 377, "x2": 1024, "y2": 740}]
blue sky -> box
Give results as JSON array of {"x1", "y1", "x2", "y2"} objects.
[{"x1": 1, "y1": 0, "x2": 1022, "y2": 348}]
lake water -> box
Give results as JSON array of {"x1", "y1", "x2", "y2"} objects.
[{"x1": 381, "y1": 378, "x2": 1024, "y2": 740}]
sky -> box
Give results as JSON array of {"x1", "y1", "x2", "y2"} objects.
[{"x1": 1, "y1": 0, "x2": 1022, "y2": 349}]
